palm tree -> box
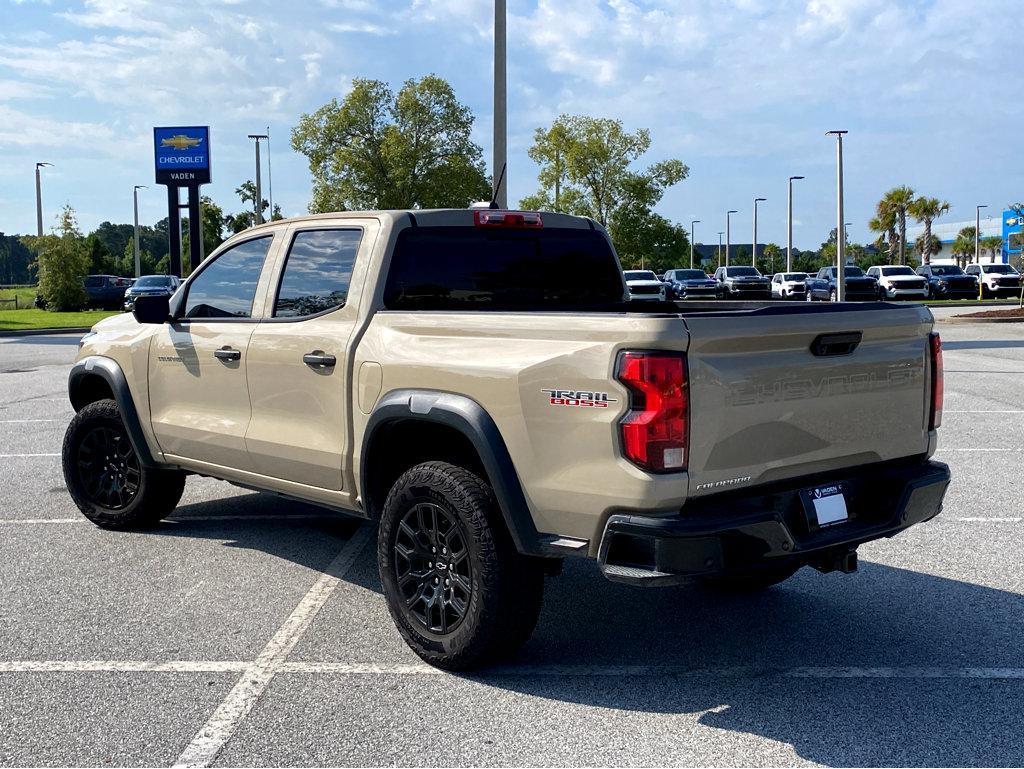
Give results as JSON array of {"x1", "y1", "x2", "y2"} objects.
[
  {"x1": 877, "y1": 186, "x2": 915, "y2": 265},
  {"x1": 869, "y1": 208, "x2": 898, "y2": 262},
  {"x1": 951, "y1": 226, "x2": 977, "y2": 268},
  {"x1": 908, "y1": 197, "x2": 950, "y2": 266},
  {"x1": 981, "y1": 235, "x2": 1003, "y2": 264}
]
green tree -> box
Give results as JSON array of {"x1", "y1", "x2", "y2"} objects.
[
  {"x1": 614, "y1": 213, "x2": 688, "y2": 272},
  {"x1": 760, "y1": 243, "x2": 783, "y2": 276},
  {"x1": 225, "y1": 181, "x2": 283, "y2": 233},
  {"x1": 877, "y1": 186, "x2": 915, "y2": 264},
  {"x1": 520, "y1": 114, "x2": 687, "y2": 226},
  {"x1": 869, "y1": 208, "x2": 898, "y2": 262},
  {"x1": 292, "y1": 75, "x2": 491, "y2": 212},
  {"x1": 0, "y1": 234, "x2": 36, "y2": 284},
  {"x1": 119, "y1": 239, "x2": 157, "y2": 276},
  {"x1": 907, "y1": 196, "x2": 950, "y2": 266},
  {"x1": 950, "y1": 226, "x2": 977, "y2": 268},
  {"x1": 36, "y1": 205, "x2": 89, "y2": 311},
  {"x1": 980, "y1": 235, "x2": 1003, "y2": 263}
]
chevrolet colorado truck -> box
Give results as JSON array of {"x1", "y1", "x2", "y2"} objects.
[{"x1": 63, "y1": 208, "x2": 950, "y2": 669}]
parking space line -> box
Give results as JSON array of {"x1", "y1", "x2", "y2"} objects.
[
  {"x1": 956, "y1": 517, "x2": 1023, "y2": 523},
  {"x1": 275, "y1": 662, "x2": 1024, "y2": 679},
  {"x1": 172, "y1": 524, "x2": 372, "y2": 769},
  {"x1": 0, "y1": 514, "x2": 354, "y2": 525},
  {"x1": 0, "y1": 661, "x2": 250, "y2": 673},
  {"x1": 0, "y1": 660, "x2": 1021, "y2": 679}
]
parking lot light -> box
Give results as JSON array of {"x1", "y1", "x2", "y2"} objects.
[
  {"x1": 726, "y1": 210, "x2": 738, "y2": 266},
  {"x1": 35, "y1": 162, "x2": 53, "y2": 237},
  {"x1": 753, "y1": 198, "x2": 766, "y2": 268},
  {"x1": 787, "y1": 176, "x2": 804, "y2": 272},
  {"x1": 826, "y1": 130, "x2": 848, "y2": 301},
  {"x1": 690, "y1": 220, "x2": 700, "y2": 269}
]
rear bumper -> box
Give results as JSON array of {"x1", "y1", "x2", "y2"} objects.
[{"x1": 597, "y1": 459, "x2": 950, "y2": 586}]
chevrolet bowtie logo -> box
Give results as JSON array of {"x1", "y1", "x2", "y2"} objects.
[{"x1": 161, "y1": 135, "x2": 202, "y2": 151}]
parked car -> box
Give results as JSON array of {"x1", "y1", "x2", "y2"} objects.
[
  {"x1": 771, "y1": 272, "x2": 807, "y2": 300},
  {"x1": 964, "y1": 263, "x2": 1022, "y2": 299},
  {"x1": 64, "y1": 207, "x2": 949, "y2": 669},
  {"x1": 663, "y1": 268, "x2": 717, "y2": 299},
  {"x1": 623, "y1": 270, "x2": 667, "y2": 301},
  {"x1": 915, "y1": 264, "x2": 978, "y2": 300},
  {"x1": 805, "y1": 266, "x2": 879, "y2": 302},
  {"x1": 866, "y1": 265, "x2": 929, "y2": 301},
  {"x1": 84, "y1": 274, "x2": 131, "y2": 309},
  {"x1": 123, "y1": 274, "x2": 181, "y2": 311},
  {"x1": 713, "y1": 265, "x2": 771, "y2": 299}
]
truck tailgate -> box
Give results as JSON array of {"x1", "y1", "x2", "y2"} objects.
[{"x1": 682, "y1": 305, "x2": 934, "y2": 497}]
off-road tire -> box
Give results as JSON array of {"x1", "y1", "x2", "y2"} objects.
[
  {"x1": 702, "y1": 563, "x2": 801, "y2": 592},
  {"x1": 378, "y1": 461, "x2": 544, "y2": 670},
  {"x1": 62, "y1": 399, "x2": 185, "y2": 529}
]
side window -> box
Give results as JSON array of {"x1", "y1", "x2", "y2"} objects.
[
  {"x1": 274, "y1": 229, "x2": 362, "y2": 318},
  {"x1": 966, "y1": 265, "x2": 978, "y2": 275},
  {"x1": 184, "y1": 236, "x2": 272, "y2": 319}
]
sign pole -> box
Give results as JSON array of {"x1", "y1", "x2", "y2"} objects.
[
  {"x1": 187, "y1": 186, "x2": 202, "y2": 276},
  {"x1": 167, "y1": 185, "x2": 182, "y2": 278}
]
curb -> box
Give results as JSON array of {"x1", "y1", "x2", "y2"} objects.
[
  {"x1": 0, "y1": 327, "x2": 89, "y2": 338},
  {"x1": 944, "y1": 315, "x2": 1024, "y2": 324}
]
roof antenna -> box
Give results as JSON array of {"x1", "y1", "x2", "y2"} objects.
[{"x1": 489, "y1": 163, "x2": 507, "y2": 209}]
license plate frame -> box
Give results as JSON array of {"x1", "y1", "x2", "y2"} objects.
[{"x1": 800, "y1": 482, "x2": 850, "y2": 531}]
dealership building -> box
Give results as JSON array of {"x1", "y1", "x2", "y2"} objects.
[{"x1": 906, "y1": 209, "x2": 1022, "y2": 262}]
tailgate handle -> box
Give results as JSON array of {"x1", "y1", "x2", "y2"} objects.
[{"x1": 810, "y1": 331, "x2": 862, "y2": 357}]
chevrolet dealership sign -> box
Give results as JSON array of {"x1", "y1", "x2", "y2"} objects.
[{"x1": 153, "y1": 126, "x2": 211, "y2": 185}]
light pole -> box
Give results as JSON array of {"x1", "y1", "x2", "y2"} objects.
[
  {"x1": 975, "y1": 205, "x2": 987, "y2": 265},
  {"x1": 752, "y1": 198, "x2": 766, "y2": 268},
  {"x1": 827, "y1": 130, "x2": 848, "y2": 301},
  {"x1": 787, "y1": 176, "x2": 804, "y2": 272},
  {"x1": 493, "y1": 0, "x2": 508, "y2": 207},
  {"x1": 35, "y1": 162, "x2": 53, "y2": 237},
  {"x1": 726, "y1": 210, "x2": 738, "y2": 266},
  {"x1": 690, "y1": 219, "x2": 700, "y2": 269},
  {"x1": 247, "y1": 134, "x2": 268, "y2": 225},
  {"x1": 717, "y1": 232, "x2": 724, "y2": 268},
  {"x1": 133, "y1": 185, "x2": 147, "y2": 278}
]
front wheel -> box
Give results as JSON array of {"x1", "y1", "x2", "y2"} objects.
[
  {"x1": 829, "y1": 288, "x2": 838, "y2": 302},
  {"x1": 378, "y1": 461, "x2": 544, "y2": 670},
  {"x1": 62, "y1": 399, "x2": 185, "y2": 529},
  {"x1": 805, "y1": 290, "x2": 814, "y2": 302}
]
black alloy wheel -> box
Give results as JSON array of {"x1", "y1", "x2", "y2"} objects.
[
  {"x1": 394, "y1": 502, "x2": 473, "y2": 635},
  {"x1": 76, "y1": 424, "x2": 140, "y2": 510}
]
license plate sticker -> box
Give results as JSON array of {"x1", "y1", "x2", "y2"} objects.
[{"x1": 810, "y1": 483, "x2": 848, "y2": 527}]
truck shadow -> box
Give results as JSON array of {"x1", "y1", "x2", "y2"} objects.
[{"x1": 157, "y1": 492, "x2": 1024, "y2": 767}]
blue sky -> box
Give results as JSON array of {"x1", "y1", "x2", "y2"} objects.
[{"x1": 1, "y1": 0, "x2": 1021, "y2": 250}]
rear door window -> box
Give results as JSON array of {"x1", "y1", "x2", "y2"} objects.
[{"x1": 274, "y1": 229, "x2": 362, "y2": 318}]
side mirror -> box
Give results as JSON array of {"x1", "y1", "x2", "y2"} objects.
[{"x1": 133, "y1": 294, "x2": 170, "y2": 324}]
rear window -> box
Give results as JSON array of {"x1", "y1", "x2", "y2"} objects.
[
  {"x1": 931, "y1": 265, "x2": 963, "y2": 276},
  {"x1": 383, "y1": 227, "x2": 625, "y2": 311}
]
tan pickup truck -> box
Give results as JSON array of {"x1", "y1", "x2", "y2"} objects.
[{"x1": 64, "y1": 208, "x2": 950, "y2": 669}]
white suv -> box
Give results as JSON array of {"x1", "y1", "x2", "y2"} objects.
[
  {"x1": 965, "y1": 263, "x2": 1022, "y2": 299},
  {"x1": 866, "y1": 265, "x2": 928, "y2": 300},
  {"x1": 771, "y1": 272, "x2": 807, "y2": 299}
]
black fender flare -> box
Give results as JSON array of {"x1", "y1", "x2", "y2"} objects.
[
  {"x1": 362, "y1": 389, "x2": 542, "y2": 556},
  {"x1": 69, "y1": 356, "x2": 157, "y2": 467}
]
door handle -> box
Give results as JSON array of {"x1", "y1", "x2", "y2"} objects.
[
  {"x1": 303, "y1": 352, "x2": 336, "y2": 368},
  {"x1": 214, "y1": 347, "x2": 241, "y2": 361}
]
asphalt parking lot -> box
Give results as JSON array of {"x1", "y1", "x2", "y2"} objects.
[{"x1": 1, "y1": 311, "x2": 1022, "y2": 767}]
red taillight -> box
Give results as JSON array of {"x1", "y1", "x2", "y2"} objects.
[
  {"x1": 473, "y1": 210, "x2": 543, "y2": 228},
  {"x1": 929, "y1": 332, "x2": 943, "y2": 430},
  {"x1": 615, "y1": 351, "x2": 688, "y2": 472}
]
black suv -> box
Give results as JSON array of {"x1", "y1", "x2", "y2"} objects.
[
  {"x1": 122, "y1": 274, "x2": 181, "y2": 311},
  {"x1": 915, "y1": 264, "x2": 978, "y2": 299}
]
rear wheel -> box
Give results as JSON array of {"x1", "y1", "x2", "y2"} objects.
[
  {"x1": 378, "y1": 461, "x2": 544, "y2": 670},
  {"x1": 62, "y1": 399, "x2": 185, "y2": 529},
  {"x1": 703, "y1": 563, "x2": 801, "y2": 592}
]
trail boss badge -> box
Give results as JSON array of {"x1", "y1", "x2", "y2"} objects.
[{"x1": 541, "y1": 389, "x2": 617, "y2": 408}]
